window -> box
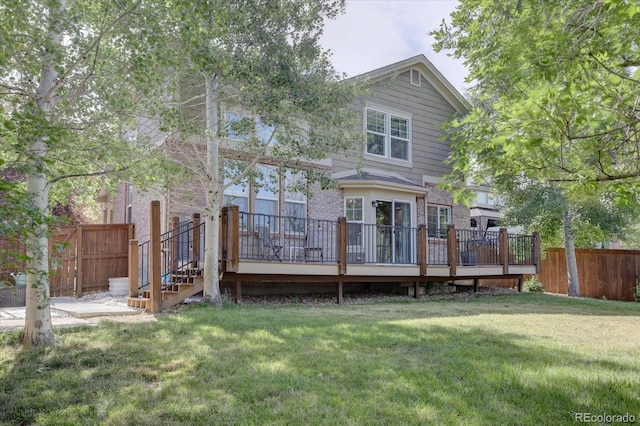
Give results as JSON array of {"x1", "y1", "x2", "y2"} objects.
[
  {"x1": 365, "y1": 106, "x2": 411, "y2": 161},
  {"x1": 224, "y1": 112, "x2": 277, "y2": 145},
  {"x1": 223, "y1": 161, "x2": 249, "y2": 230},
  {"x1": 284, "y1": 169, "x2": 306, "y2": 233},
  {"x1": 427, "y1": 205, "x2": 451, "y2": 239},
  {"x1": 255, "y1": 165, "x2": 279, "y2": 230},
  {"x1": 345, "y1": 197, "x2": 363, "y2": 246},
  {"x1": 410, "y1": 69, "x2": 421, "y2": 87}
]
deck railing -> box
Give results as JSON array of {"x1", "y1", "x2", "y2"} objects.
[{"x1": 132, "y1": 202, "x2": 541, "y2": 312}]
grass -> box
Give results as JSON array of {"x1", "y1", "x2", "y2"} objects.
[{"x1": 1, "y1": 292, "x2": 640, "y2": 425}]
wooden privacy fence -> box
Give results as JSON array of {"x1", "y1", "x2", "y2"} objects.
[
  {"x1": 49, "y1": 224, "x2": 134, "y2": 297},
  {"x1": 537, "y1": 248, "x2": 640, "y2": 301}
]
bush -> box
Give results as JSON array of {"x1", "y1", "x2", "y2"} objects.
[
  {"x1": 523, "y1": 276, "x2": 544, "y2": 292},
  {"x1": 634, "y1": 281, "x2": 640, "y2": 302}
]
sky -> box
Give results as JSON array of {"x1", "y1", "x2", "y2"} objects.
[{"x1": 320, "y1": 0, "x2": 468, "y2": 94}]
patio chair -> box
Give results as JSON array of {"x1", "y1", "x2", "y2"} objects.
[
  {"x1": 257, "y1": 225, "x2": 283, "y2": 261},
  {"x1": 304, "y1": 225, "x2": 323, "y2": 262}
]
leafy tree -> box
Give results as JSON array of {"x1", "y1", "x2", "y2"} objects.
[
  {"x1": 159, "y1": 0, "x2": 362, "y2": 305},
  {"x1": 432, "y1": 0, "x2": 640, "y2": 296},
  {"x1": 0, "y1": 0, "x2": 178, "y2": 346}
]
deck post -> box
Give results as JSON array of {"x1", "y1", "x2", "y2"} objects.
[
  {"x1": 414, "y1": 281, "x2": 420, "y2": 299},
  {"x1": 220, "y1": 207, "x2": 228, "y2": 274},
  {"x1": 150, "y1": 200, "x2": 162, "y2": 313},
  {"x1": 447, "y1": 224, "x2": 457, "y2": 277},
  {"x1": 235, "y1": 280, "x2": 242, "y2": 304},
  {"x1": 517, "y1": 276, "x2": 523, "y2": 292},
  {"x1": 500, "y1": 227, "x2": 509, "y2": 275},
  {"x1": 171, "y1": 216, "x2": 180, "y2": 273},
  {"x1": 226, "y1": 205, "x2": 240, "y2": 272},
  {"x1": 192, "y1": 213, "x2": 201, "y2": 269},
  {"x1": 473, "y1": 278, "x2": 478, "y2": 292},
  {"x1": 533, "y1": 232, "x2": 541, "y2": 273},
  {"x1": 337, "y1": 217, "x2": 347, "y2": 275},
  {"x1": 418, "y1": 224, "x2": 427, "y2": 276},
  {"x1": 128, "y1": 239, "x2": 139, "y2": 298},
  {"x1": 337, "y1": 281, "x2": 343, "y2": 304}
]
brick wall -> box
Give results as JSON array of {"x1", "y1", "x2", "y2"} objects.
[{"x1": 425, "y1": 184, "x2": 470, "y2": 230}]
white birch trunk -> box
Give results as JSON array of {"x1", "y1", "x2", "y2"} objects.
[
  {"x1": 563, "y1": 209, "x2": 581, "y2": 297},
  {"x1": 202, "y1": 73, "x2": 222, "y2": 305},
  {"x1": 23, "y1": 0, "x2": 67, "y2": 346}
]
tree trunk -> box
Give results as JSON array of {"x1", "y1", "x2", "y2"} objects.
[
  {"x1": 23, "y1": 0, "x2": 68, "y2": 346},
  {"x1": 202, "y1": 73, "x2": 222, "y2": 306},
  {"x1": 563, "y1": 209, "x2": 581, "y2": 297}
]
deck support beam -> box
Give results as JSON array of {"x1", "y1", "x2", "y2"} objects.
[
  {"x1": 235, "y1": 280, "x2": 242, "y2": 303},
  {"x1": 473, "y1": 278, "x2": 478, "y2": 292},
  {"x1": 337, "y1": 281, "x2": 343, "y2": 304}
]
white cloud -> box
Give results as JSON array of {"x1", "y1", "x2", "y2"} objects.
[{"x1": 320, "y1": 0, "x2": 469, "y2": 94}]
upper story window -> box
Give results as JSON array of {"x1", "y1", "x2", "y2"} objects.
[
  {"x1": 365, "y1": 106, "x2": 411, "y2": 162},
  {"x1": 224, "y1": 112, "x2": 277, "y2": 145}
]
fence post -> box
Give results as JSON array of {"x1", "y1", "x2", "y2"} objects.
[
  {"x1": 128, "y1": 239, "x2": 139, "y2": 298},
  {"x1": 500, "y1": 227, "x2": 509, "y2": 275},
  {"x1": 447, "y1": 224, "x2": 457, "y2": 277},
  {"x1": 150, "y1": 201, "x2": 162, "y2": 313},
  {"x1": 76, "y1": 225, "x2": 84, "y2": 298},
  {"x1": 418, "y1": 224, "x2": 427, "y2": 276},
  {"x1": 192, "y1": 213, "x2": 201, "y2": 269},
  {"x1": 337, "y1": 217, "x2": 347, "y2": 275}
]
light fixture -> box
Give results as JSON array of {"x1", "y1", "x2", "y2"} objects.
[{"x1": 371, "y1": 200, "x2": 379, "y2": 208}]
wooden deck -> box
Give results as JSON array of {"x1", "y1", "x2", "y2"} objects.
[{"x1": 132, "y1": 203, "x2": 541, "y2": 311}]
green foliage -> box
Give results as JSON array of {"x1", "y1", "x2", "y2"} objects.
[
  {"x1": 434, "y1": 0, "x2": 640, "y2": 249},
  {"x1": 634, "y1": 281, "x2": 640, "y2": 303},
  {"x1": 523, "y1": 276, "x2": 544, "y2": 293},
  {"x1": 434, "y1": 0, "x2": 640, "y2": 195}
]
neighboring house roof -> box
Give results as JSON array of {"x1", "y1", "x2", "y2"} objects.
[
  {"x1": 336, "y1": 169, "x2": 427, "y2": 195},
  {"x1": 346, "y1": 54, "x2": 470, "y2": 114}
]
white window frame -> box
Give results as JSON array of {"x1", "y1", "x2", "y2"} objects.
[
  {"x1": 344, "y1": 197, "x2": 364, "y2": 248},
  {"x1": 284, "y1": 169, "x2": 306, "y2": 234},
  {"x1": 427, "y1": 205, "x2": 451, "y2": 239},
  {"x1": 255, "y1": 165, "x2": 279, "y2": 231},
  {"x1": 410, "y1": 69, "x2": 421, "y2": 87},
  {"x1": 364, "y1": 104, "x2": 412, "y2": 165}
]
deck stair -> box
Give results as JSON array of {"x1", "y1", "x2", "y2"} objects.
[{"x1": 127, "y1": 267, "x2": 204, "y2": 312}]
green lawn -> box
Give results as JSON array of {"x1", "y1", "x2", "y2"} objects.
[{"x1": 2, "y1": 293, "x2": 640, "y2": 425}]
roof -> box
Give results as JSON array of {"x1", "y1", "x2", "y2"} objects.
[
  {"x1": 346, "y1": 54, "x2": 470, "y2": 114},
  {"x1": 336, "y1": 171, "x2": 427, "y2": 195}
]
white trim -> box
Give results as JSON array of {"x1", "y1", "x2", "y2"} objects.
[
  {"x1": 410, "y1": 69, "x2": 421, "y2": 87},
  {"x1": 363, "y1": 103, "x2": 412, "y2": 164},
  {"x1": 346, "y1": 54, "x2": 470, "y2": 114}
]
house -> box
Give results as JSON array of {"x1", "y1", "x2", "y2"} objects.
[
  {"x1": 114, "y1": 54, "x2": 471, "y2": 246},
  {"x1": 113, "y1": 55, "x2": 539, "y2": 308}
]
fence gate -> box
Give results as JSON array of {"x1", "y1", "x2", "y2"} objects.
[{"x1": 50, "y1": 224, "x2": 134, "y2": 297}]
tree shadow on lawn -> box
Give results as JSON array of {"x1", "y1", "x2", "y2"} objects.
[{"x1": 2, "y1": 309, "x2": 639, "y2": 425}]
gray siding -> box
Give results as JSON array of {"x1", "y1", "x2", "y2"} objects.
[{"x1": 332, "y1": 70, "x2": 458, "y2": 183}]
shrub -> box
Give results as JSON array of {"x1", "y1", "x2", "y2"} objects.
[{"x1": 523, "y1": 276, "x2": 544, "y2": 292}]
